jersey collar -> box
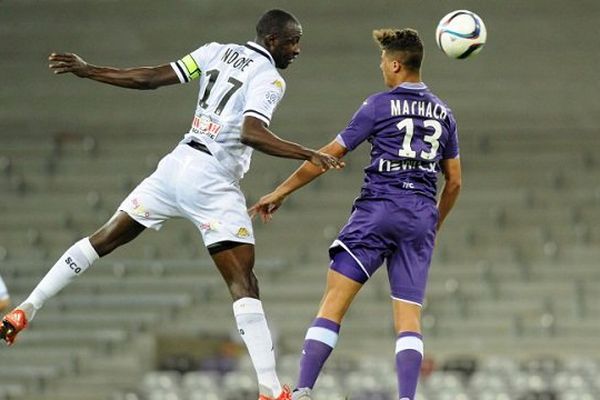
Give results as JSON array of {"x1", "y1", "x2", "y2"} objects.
[
  {"x1": 245, "y1": 41, "x2": 275, "y2": 66},
  {"x1": 396, "y1": 82, "x2": 428, "y2": 90}
]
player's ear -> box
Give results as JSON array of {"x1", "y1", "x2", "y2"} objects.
[
  {"x1": 264, "y1": 33, "x2": 278, "y2": 49},
  {"x1": 391, "y1": 59, "x2": 402, "y2": 73}
]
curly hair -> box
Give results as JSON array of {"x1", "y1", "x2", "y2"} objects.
[{"x1": 372, "y1": 28, "x2": 423, "y2": 71}]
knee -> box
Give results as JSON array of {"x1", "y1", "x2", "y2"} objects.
[
  {"x1": 394, "y1": 309, "x2": 422, "y2": 334},
  {"x1": 89, "y1": 228, "x2": 116, "y2": 257},
  {"x1": 228, "y1": 272, "x2": 259, "y2": 301}
]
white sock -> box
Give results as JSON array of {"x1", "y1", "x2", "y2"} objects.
[
  {"x1": 22, "y1": 237, "x2": 99, "y2": 320},
  {"x1": 233, "y1": 297, "x2": 282, "y2": 397}
]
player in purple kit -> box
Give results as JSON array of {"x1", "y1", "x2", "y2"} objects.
[{"x1": 250, "y1": 28, "x2": 462, "y2": 399}]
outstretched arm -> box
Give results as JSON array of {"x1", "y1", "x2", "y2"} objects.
[
  {"x1": 437, "y1": 157, "x2": 462, "y2": 231},
  {"x1": 249, "y1": 138, "x2": 348, "y2": 222},
  {"x1": 48, "y1": 52, "x2": 180, "y2": 90},
  {"x1": 241, "y1": 117, "x2": 345, "y2": 171}
]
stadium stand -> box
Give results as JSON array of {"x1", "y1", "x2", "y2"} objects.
[{"x1": 1, "y1": 0, "x2": 599, "y2": 399}]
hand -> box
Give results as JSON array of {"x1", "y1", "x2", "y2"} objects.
[
  {"x1": 48, "y1": 52, "x2": 91, "y2": 77},
  {"x1": 309, "y1": 151, "x2": 345, "y2": 172},
  {"x1": 248, "y1": 191, "x2": 286, "y2": 223}
]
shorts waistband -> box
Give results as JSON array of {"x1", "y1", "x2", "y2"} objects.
[{"x1": 187, "y1": 141, "x2": 212, "y2": 156}]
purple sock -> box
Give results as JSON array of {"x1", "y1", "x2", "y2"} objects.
[
  {"x1": 296, "y1": 317, "x2": 340, "y2": 389},
  {"x1": 395, "y1": 332, "x2": 423, "y2": 399}
]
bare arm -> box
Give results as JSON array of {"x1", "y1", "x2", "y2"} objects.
[
  {"x1": 48, "y1": 53, "x2": 180, "y2": 90},
  {"x1": 249, "y1": 139, "x2": 348, "y2": 221},
  {"x1": 241, "y1": 116, "x2": 344, "y2": 171},
  {"x1": 437, "y1": 157, "x2": 462, "y2": 231}
]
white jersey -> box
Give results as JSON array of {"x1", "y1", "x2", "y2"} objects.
[
  {"x1": 171, "y1": 41, "x2": 286, "y2": 180},
  {"x1": 0, "y1": 274, "x2": 8, "y2": 301}
]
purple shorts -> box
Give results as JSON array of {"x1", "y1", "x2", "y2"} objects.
[{"x1": 329, "y1": 194, "x2": 438, "y2": 305}]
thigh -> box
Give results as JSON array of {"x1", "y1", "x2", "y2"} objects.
[
  {"x1": 317, "y1": 269, "x2": 364, "y2": 324},
  {"x1": 330, "y1": 198, "x2": 395, "y2": 281},
  {"x1": 177, "y1": 153, "x2": 254, "y2": 247},
  {"x1": 386, "y1": 198, "x2": 438, "y2": 306},
  {"x1": 89, "y1": 211, "x2": 146, "y2": 256},
  {"x1": 118, "y1": 152, "x2": 182, "y2": 230}
]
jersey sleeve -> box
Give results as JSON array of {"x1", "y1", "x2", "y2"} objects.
[
  {"x1": 335, "y1": 97, "x2": 376, "y2": 151},
  {"x1": 170, "y1": 42, "x2": 220, "y2": 83},
  {"x1": 242, "y1": 72, "x2": 286, "y2": 126},
  {"x1": 442, "y1": 113, "x2": 460, "y2": 159}
]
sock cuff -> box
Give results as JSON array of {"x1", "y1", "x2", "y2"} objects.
[
  {"x1": 305, "y1": 326, "x2": 339, "y2": 348},
  {"x1": 395, "y1": 331, "x2": 423, "y2": 356},
  {"x1": 233, "y1": 297, "x2": 264, "y2": 315},
  {"x1": 313, "y1": 317, "x2": 341, "y2": 333},
  {"x1": 76, "y1": 237, "x2": 100, "y2": 264},
  {"x1": 397, "y1": 331, "x2": 423, "y2": 340}
]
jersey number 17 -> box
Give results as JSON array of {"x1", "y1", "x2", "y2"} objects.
[{"x1": 199, "y1": 69, "x2": 243, "y2": 116}]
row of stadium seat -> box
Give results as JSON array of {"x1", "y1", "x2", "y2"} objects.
[{"x1": 2, "y1": 0, "x2": 599, "y2": 398}]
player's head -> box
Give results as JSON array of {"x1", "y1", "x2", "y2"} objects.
[
  {"x1": 373, "y1": 28, "x2": 423, "y2": 87},
  {"x1": 256, "y1": 9, "x2": 302, "y2": 69}
]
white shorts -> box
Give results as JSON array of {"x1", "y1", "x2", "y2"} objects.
[
  {"x1": 0, "y1": 275, "x2": 9, "y2": 301},
  {"x1": 118, "y1": 144, "x2": 254, "y2": 247}
]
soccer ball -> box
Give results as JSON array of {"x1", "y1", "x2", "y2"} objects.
[{"x1": 435, "y1": 10, "x2": 487, "y2": 59}]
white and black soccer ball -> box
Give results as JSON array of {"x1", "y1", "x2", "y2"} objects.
[{"x1": 436, "y1": 10, "x2": 487, "y2": 59}]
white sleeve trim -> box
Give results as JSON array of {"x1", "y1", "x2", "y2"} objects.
[
  {"x1": 335, "y1": 134, "x2": 348, "y2": 149},
  {"x1": 170, "y1": 61, "x2": 186, "y2": 83},
  {"x1": 243, "y1": 110, "x2": 271, "y2": 126}
]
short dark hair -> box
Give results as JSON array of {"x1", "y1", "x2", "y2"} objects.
[
  {"x1": 373, "y1": 28, "x2": 423, "y2": 71},
  {"x1": 256, "y1": 9, "x2": 299, "y2": 39}
]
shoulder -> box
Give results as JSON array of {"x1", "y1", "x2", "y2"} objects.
[
  {"x1": 250, "y1": 66, "x2": 286, "y2": 90},
  {"x1": 424, "y1": 89, "x2": 456, "y2": 123},
  {"x1": 187, "y1": 42, "x2": 225, "y2": 61},
  {"x1": 363, "y1": 90, "x2": 391, "y2": 106},
  {"x1": 356, "y1": 91, "x2": 387, "y2": 113},
  {"x1": 367, "y1": 90, "x2": 389, "y2": 102},
  {"x1": 194, "y1": 42, "x2": 223, "y2": 53}
]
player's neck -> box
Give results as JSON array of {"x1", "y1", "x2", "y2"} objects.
[{"x1": 389, "y1": 72, "x2": 421, "y2": 88}]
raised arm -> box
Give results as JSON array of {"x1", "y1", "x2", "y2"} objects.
[
  {"x1": 241, "y1": 116, "x2": 344, "y2": 171},
  {"x1": 48, "y1": 52, "x2": 180, "y2": 90},
  {"x1": 249, "y1": 138, "x2": 348, "y2": 221},
  {"x1": 437, "y1": 157, "x2": 462, "y2": 231}
]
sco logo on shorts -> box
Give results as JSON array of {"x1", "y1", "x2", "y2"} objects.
[{"x1": 65, "y1": 257, "x2": 82, "y2": 274}]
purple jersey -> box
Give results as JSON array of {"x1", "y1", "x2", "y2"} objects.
[{"x1": 337, "y1": 82, "x2": 459, "y2": 201}]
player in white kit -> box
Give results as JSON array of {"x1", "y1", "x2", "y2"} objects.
[
  {"x1": 0, "y1": 9, "x2": 342, "y2": 400},
  {"x1": 0, "y1": 275, "x2": 10, "y2": 313}
]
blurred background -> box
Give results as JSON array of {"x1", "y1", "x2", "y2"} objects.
[{"x1": 1, "y1": 0, "x2": 599, "y2": 399}]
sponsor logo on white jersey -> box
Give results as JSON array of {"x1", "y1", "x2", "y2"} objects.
[{"x1": 192, "y1": 115, "x2": 222, "y2": 140}]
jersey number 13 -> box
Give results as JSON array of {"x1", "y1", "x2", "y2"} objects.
[{"x1": 396, "y1": 118, "x2": 442, "y2": 160}]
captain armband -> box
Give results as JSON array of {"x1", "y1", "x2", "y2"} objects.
[{"x1": 171, "y1": 54, "x2": 201, "y2": 83}]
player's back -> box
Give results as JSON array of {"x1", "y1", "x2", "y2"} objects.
[
  {"x1": 173, "y1": 41, "x2": 286, "y2": 179},
  {"x1": 360, "y1": 82, "x2": 459, "y2": 200}
]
